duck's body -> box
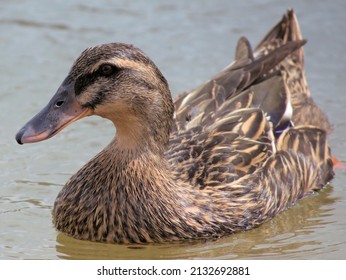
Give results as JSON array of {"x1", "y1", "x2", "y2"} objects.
[{"x1": 16, "y1": 10, "x2": 333, "y2": 243}]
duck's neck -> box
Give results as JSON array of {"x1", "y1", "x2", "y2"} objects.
[
  {"x1": 53, "y1": 139, "x2": 204, "y2": 243},
  {"x1": 113, "y1": 121, "x2": 166, "y2": 156},
  {"x1": 94, "y1": 94, "x2": 174, "y2": 156}
]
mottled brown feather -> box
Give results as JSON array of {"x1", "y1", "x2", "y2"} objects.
[
  {"x1": 254, "y1": 9, "x2": 332, "y2": 133},
  {"x1": 18, "y1": 10, "x2": 334, "y2": 243}
]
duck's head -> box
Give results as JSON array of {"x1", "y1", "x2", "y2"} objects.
[{"x1": 16, "y1": 43, "x2": 174, "y2": 154}]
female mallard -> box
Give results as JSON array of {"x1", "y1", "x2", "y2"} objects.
[{"x1": 16, "y1": 10, "x2": 333, "y2": 243}]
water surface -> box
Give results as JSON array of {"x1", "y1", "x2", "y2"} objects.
[{"x1": 1, "y1": 0, "x2": 345, "y2": 259}]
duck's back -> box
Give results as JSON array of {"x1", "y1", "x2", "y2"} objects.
[{"x1": 166, "y1": 10, "x2": 333, "y2": 193}]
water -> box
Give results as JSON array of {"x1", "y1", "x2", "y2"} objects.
[{"x1": 1, "y1": 0, "x2": 345, "y2": 259}]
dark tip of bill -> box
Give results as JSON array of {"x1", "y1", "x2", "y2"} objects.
[{"x1": 15, "y1": 129, "x2": 24, "y2": 145}]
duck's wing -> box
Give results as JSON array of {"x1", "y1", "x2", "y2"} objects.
[
  {"x1": 173, "y1": 9, "x2": 332, "y2": 134},
  {"x1": 172, "y1": 37, "x2": 303, "y2": 133},
  {"x1": 168, "y1": 62, "x2": 295, "y2": 189},
  {"x1": 254, "y1": 9, "x2": 332, "y2": 133},
  {"x1": 167, "y1": 107, "x2": 274, "y2": 189},
  {"x1": 167, "y1": 10, "x2": 333, "y2": 191}
]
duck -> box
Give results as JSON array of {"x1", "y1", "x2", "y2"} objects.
[{"x1": 15, "y1": 10, "x2": 334, "y2": 244}]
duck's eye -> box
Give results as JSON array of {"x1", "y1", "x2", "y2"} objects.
[
  {"x1": 55, "y1": 100, "x2": 65, "y2": 108},
  {"x1": 100, "y1": 64, "x2": 114, "y2": 76}
]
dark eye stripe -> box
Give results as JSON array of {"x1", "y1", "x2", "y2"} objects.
[
  {"x1": 74, "y1": 72, "x2": 98, "y2": 96},
  {"x1": 74, "y1": 65, "x2": 120, "y2": 96}
]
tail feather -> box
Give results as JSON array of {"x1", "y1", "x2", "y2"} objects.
[
  {"x1": 174, "y1": 38, "x2": 305, "y2": 131},
  {"x1": 234, "y1": 36, "x2": 254, "y2": 62},
  {"x1": 255, "y1": 9, "x2": 333, "y2": 133},
  {"x1": 277, "y1": 126, "x2": 334, "y2": 189}
]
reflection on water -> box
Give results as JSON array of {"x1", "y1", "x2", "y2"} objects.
[
  {"x1": 1, "y1": 0, "x2": 346, "y2": 259},
  {"x1": 56, "y1": 187, "x2": 337, "y2": 260}
]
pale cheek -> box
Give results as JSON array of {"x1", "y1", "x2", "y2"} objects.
[
  {"x1": 78, "y1": 86, "x2": 99, "y2": 105},
  {"x1": 94, "y1": 103, "x2": 116, "y2": 119},
  {"x1": 94, "y1": 101, "x2": 133, "y2": 121}
]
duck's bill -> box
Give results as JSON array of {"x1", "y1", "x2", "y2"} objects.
[{"x1": 15, "y1": 84, "x2": 93, "y2": 145}]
